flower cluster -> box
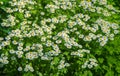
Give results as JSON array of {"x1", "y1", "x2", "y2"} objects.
[
  {"x1": 24, "y1": 64, "x2": 34, "y2": 72},
  {"x1": 1, "y1": 15, "x2": 17, "y2": 27},
  {"x1": 0, "y1": 54, "x2": 9, "y2": 64},
  {"x1": 79, "y1": 0, "x2": 119, "y2": 16},
  {"x1": 45, "y1": 0, "x2": 76, "y2": 13},
  {"x1": 58, "y1": 59, "x2": 70, "y2": 69},
  {"x1": 71, "y1": 49, "x2": 90, "y2": 57},
  {"x1": 82, "y1": 58, "x2": 98, "y2": 69},
  {"x1": 0, "y1": 0, "x2": 119, "y2": 75},
  {"x1": 25, "y1": 52, "x2": 38, "y2": 60}
]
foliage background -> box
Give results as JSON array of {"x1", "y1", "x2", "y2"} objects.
[{"x1": 0, "y1": 0, "x2": 120, "y2": 76}]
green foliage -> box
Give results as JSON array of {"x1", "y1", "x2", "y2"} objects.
[{"x1": 0, "y1": 0, "x2": 120, "y2": 76}]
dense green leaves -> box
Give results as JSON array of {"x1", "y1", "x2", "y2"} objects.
[{"x1": 0, "y1": 0, "x2": 120, "y2": 76}]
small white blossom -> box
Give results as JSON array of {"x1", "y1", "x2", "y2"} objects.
[{"x1": 18, "y1": 67, "x2": 23, "y2": 71}]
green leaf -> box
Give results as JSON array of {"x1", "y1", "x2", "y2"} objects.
[
  {"x1": 115, "y1": 66, "x2": 120, "y2": 73},
  {"x1": 63, "y1": 52, "x2": 69, "y2": 55},
  {"x1": 62, "y1": 68, "x2": 67, "y2": 73},
  {"x1": 105, "y1": 46, "x2": 114, "y2": 55},
  {"x1": 23, "y1": 72, "x2": 34, "y2": 76},
  {"x1": 53, "y1": 57, "x2": 59, "y2": 64},
  {"x1": 98, "y1": 58, "x2": 104, "y2": 63},
  {"x1": 0, "y1": 0, "x2": 9, "y2": 3},
  {"x1": 15, "y1": 13, "x2": 24, "y2": 20},
  {"x1": 102, "y1": 65, "x2": 109, "y2": 70},
  {"x1": 105, "y1": 71, "x2": 114, "y2": 76},
  {"x1": 37, "y1": 72, "x2": 43, "y2": 76},
  {"x1": 106, "y1": 56, "x2": 116, "y2": 64},
  {"x1": 77, "y1": 61, "x2": 81, "y2": 64},
  {"x1": 87, "y1": 71, "x2": 93, "y2": 76},
  {"x1": 84, "y1": 71, "x2": 93, "y2": 76},
  {"x1": 95, "y1": 50, "x2": 102, "y2": 55}
]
